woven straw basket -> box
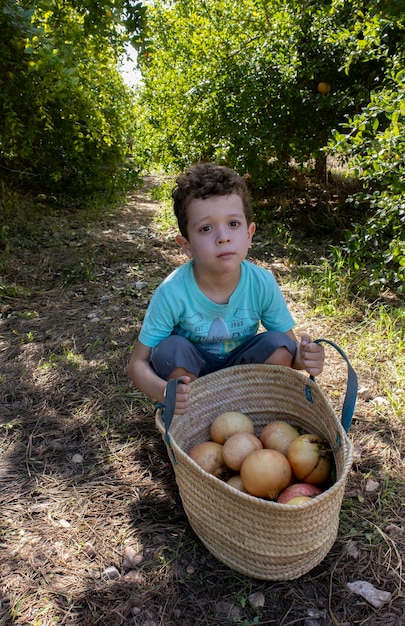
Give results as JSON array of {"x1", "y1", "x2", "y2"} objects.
[{"x1": 156, "y1": 350, "x2": 356, "y2": 581}]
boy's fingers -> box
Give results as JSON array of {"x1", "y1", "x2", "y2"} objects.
[
  {"x1": 178, "y1": 375, "x2": 192, "y2": 385},
  {"x1": 300, "y1": 333, "x2": 311, "y2": 346},
  {"x1": 303, "y1": 342, "x2": 324, "y2": 355},
  {"x1": 175, "y1": 395, "x2": 190, "y2": 414}
]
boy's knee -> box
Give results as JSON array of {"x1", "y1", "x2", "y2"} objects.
[
  {"x1": 150, "y1": 336, "x2": 204, "y2": 380},
  {"x1": 265, "y1": 346, "x2": 294, "y2": 367},
  {"x1": 259, "y1": 330, "x2": 297, "y2": 360}
]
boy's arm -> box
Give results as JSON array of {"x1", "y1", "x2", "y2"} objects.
[
  {"x1": 286, "y1": 331, "x2": 325, "y2": 376},
  {"x1": 128, "y1": 341, "x2": 167, "y2": 405},
  {"x1": 128, "y1": 341, "x2": 192, "y2": 414}
]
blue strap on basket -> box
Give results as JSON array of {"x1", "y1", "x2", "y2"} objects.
[
  {"x1": 157, "y1": 378, "x2": 180, "y2": 464},
  {"x1": 312, "y1": 338, "x2": 358, "y2": 433}
]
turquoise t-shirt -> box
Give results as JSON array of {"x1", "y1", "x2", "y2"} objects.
[{"x1": 139, "y1": 260, "x2": 295, "y2": 359}]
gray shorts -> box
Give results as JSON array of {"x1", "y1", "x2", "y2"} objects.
[{"x1": 150, "y1": 331, "x2": 297, "y2": 380}]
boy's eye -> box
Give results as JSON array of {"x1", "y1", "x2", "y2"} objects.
[{"x1": 198, "y1": 220, "x2": 241, "y2": 233}]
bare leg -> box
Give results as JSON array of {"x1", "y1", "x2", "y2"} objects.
[{"x1": 265, "y1": 347, "x2": 293, "y2": 367}]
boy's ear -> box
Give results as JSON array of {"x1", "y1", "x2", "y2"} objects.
[
  {"x1": 248, "y1": 221, "x2": 256, "y2": 242},
  {"x1": 176, "y1": 234, "x2": 193, "y2": 258}
]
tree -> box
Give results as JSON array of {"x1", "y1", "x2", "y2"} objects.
[
  {"x1": 133, "y1": 0, "x2": 405, "y2": 292},
  {"x1": 132, "y1": 0, "x2": 372, "y2": 186},
  {"x1": 0, "y1": 0, "x2": 146, "y2": 191},
  {"x1": 329, "y1": 1, "x2": 405, "y2": 293}
]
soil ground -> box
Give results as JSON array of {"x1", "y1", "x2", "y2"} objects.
[{"x1": 1, "y1": 176, "x2": 404, "y2": 625}]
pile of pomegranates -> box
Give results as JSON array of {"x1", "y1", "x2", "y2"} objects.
[{"x1": 188, "y1": 411, "x2": 334, "y2": 504}]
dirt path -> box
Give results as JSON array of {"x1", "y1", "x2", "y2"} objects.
[{"x1": 1, "y1": 180, "x2": 403, "y2": 625}]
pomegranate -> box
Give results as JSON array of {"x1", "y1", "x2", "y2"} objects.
[
  {"x1": 260, "y1": 420, "x2": 299, "y2": 456},
  {"x1": 287, "y1": 433, "x2": 332, "y2": 485},
  {"x1": 210, "y1": 411, "x2": 254, "y2": 444},
  {"x1": 277, "y1": 482, "x2": 322, "y2": 504},
  {"x1": 285, "y1": 496, "x2": 314, "y2": 505},
  {"x1": 317, "y1": 81, "x2": 331, "y2": 95},
  {"x1": 227, "y1": 475, "x2": 246, "y2": 492},
  {"x1": 240, "y1": 448, "x2": 292, "y2": 500},
  {"x1": 188, "y1": 441, "x2": 228, "y2": 477},
  {"x1": 222, "y1": 432, "x2": 263, "y2": 471}
]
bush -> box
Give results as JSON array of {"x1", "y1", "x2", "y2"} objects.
[{"x1": 331, "y1": 69, "x2": 405, "y2": 293}]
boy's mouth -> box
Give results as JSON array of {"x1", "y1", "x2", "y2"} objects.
[{"x1": 217, "y1": 251, "x2": 235, "y2": 259}]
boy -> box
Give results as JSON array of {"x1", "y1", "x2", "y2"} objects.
[{"x1": 128, "y1": 163, "x2": 324, "y2": 414}]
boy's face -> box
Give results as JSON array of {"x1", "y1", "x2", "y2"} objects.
[{"x1": 176, "y1": 194, "x2": 256, "y2": 275}]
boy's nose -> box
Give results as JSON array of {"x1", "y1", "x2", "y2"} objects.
[{"x1": 216, "y1": 229, "x2": 231, "y2": 243}]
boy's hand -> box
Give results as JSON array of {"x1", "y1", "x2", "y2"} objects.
[
  {"x1": 298, "y1": 335, "x2": 325, "y2": 376},
  {"x1": 174, "y1": 377, "x2": 192, "y2": 415}
]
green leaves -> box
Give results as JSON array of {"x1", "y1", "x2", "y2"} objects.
[
  {"x1": 0, "y1": 0, "x2": 144, "y2": 193},
  {"x1": 133, "y1": 0, "x2": 376, "y2": 184},
  {"x1": 131, "y1": 0, "x2": 405, "y2": 293}
]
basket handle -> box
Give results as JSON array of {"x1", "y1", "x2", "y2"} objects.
[
  {"x1": 157, "y1": 377, "x2": 182, "y2": 464},
  {"x1": 312, "y1": 339, "x2": 358, "y2": 433}
]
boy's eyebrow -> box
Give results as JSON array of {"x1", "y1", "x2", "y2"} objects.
[{"x1": 190, "y1": 212, "x2": 246, "y2": 227}]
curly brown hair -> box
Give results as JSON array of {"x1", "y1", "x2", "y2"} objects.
[{"x1": 172, "y1": 163, "x2": 252, "y2": 239}]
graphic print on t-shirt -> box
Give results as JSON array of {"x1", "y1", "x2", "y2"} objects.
[{"x1": 181, "y1": 308, "x2": 259, "y2": 357}]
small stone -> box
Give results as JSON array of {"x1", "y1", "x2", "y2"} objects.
[
  {"x1": 59, "y1": 519, "x2": 71, "y2": 528},
  {"x1": 385, "y1": 524, "x2": 402, "y2": 538},
  {"x1": 101, "y1": 566, "x2": 120, "y2": 580},
  {"x1": 71, "y1": 453, "x2": 83, "y2": 464},
  {"x1": 358, "y1": 387, "x2": 372, "y2": 401},
  {"x1": 372, "y1": 396, "x2": 390, "y2": 406},
  {"x1": 83, "y1": 542, "x2": 96, "y2": 557},
  {"x1": 125, "y1": 570, "x2": 145, "y2": 584},
  {"x1": 186, "y1": 565, "x2": 195, "y2": 575},
  {"x1": 123, "y1": 546, "x2": 143, "y2": 570},
  {"x1": 346, "y1": 580, "x2": 392, "y2": 608},
  {"x1": 365, "y1": 479, "x2": 380, "y2": 492},
  {"x1": 346, "y1": 540, "x2": 360, "y2": 559},
  {"x1": 248, "y1": 591, "x2": 265, "y2": 609},
  {"x1": 306, "y1": 608, "x2": 324, "y2": 618},
  {"x1": 131, "y1": 606, "x2": 141, "y2": 616},
  {"x1": 214, "y1": 601, "x2": 242, "y2": 622}
]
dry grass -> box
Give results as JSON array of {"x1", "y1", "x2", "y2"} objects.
[{"x1": 1, "y1": 176, "x2": 404, "y2": 625}]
